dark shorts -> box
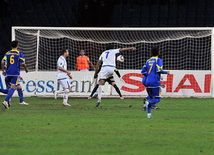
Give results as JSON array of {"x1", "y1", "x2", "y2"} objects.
[
  {"x1": 146, "y1": 87, "x2": 161, "y2": 98},
  {"x1": 5, "y1": 76, "x2": 20, "y2": 88},
  {"x1": 105, "y1": 76, "x2": 115, "y2": 85}
]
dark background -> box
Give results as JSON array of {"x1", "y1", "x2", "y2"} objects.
[{"x1": 0, "y1": 0, "x2": 213, "y2": 70}]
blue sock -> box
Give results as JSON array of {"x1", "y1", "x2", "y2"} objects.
[
  {"x1": 5, "y1": 88, "x2": 15, "y2": 102},
  {"x1": 17, "y1": 89, "x2": 23, "y2": 103},
  {"x1": 0, "y1": 89, "x2": 9, "y2": 94},
  {"x1": 148, "y1": 103, "x2": 152, "y2": 114},
  {"x1": 146, "y1": 96, "x2": 149, "y2": 100}
]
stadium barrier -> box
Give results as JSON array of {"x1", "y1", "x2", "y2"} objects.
[{"x1": 0, "y1": 70, "x2": 211, "y2": 97}]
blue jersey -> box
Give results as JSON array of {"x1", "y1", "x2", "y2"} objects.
[
  {"x1": 2, "y1": 50, "x2": 25, "y2": 76},
  {"x1": 141, "y1": 57, "x2": 167, "y2": 87}
]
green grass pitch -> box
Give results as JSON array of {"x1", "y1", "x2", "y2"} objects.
[{"x1": 0, "y1": 96, "x2": 214, "y2": 155}]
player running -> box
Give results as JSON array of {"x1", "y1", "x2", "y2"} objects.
[
  {"x1": 141, "y1": 47, "x2": 170, "y2": 118},
  {"x1": 89, "y1": 64, "x2": 125, "y2": 99},
  {"x1": 1, "y1": 57, "x2": 28, "y2": 106},
  {"x1": 53, "y1": 49, "x2": 72, "y2": 106},
  {"x1": 1, "y1": 40, "x2": 29, "y2": 109},
  {"x1": 94, "y1": 44, "x2": 135, "y2": 107}
]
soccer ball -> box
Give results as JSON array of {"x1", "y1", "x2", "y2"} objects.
[{"x1": 117, "y1": 55, "x2": 124, "y2": 62}]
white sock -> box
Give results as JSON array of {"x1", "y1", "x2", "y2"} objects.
[
  {"x1": 63, "y1": 89, "x2": 70, "y2": 104},
  {"x1": 57, "y1": 89, "x2": 70, "y2": 94},
  {"x1": 63, "y1": 92, "x2": 69, "y2": 104},
  {"x1": 57, "y1": 90, "x2": 63, "y2": 94},
  {"x1": 97, "y1": 85, "x2": 103, "y2": 101}
]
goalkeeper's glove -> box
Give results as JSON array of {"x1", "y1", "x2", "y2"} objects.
[
  {"x1": 119, "y1": 77, "x2": 125, "y2": 83},
  {"x1": 91, "y1": 78, "x2": 96, "y2": 85}
]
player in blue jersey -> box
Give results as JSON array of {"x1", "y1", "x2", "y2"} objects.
[
  {"x1": 1, "y1": 40, "x2": 29, "y2": 109},
  {"x1": 141, "y1": 47, "x2": 170, "y2": 118}
]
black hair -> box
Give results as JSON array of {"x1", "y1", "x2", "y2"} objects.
[
  {"x1": 151, "y1": 47, "x2": 159, "y2": 56},
  {"x1": 106, "y1": 44, "x2": 114, "y2": 50},
  {"x1": 11, "y1": 40, "x2": 18, "y2": 48},
  {"x1": 61, "y1": 48, "x2": 67, "y2": 55}
]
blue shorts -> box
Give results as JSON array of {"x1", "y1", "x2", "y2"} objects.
[
  {"x1": 146, "y1": 87, "x2": 161, "y2": 98},
  {"x1": 5, "y1": 76, "x2": 20, "y2": 87}
]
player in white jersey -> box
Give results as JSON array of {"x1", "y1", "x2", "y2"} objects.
[
  {"x1": 53, "y1": 49, "x2": 72, "y2": 106},
  {"x1": 94, "y1": 44, "x2": 136, "y2": 107}
]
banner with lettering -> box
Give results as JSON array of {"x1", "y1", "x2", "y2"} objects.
[{"x1": 0, "y1": 70, "x2": 211, "y2": 97}]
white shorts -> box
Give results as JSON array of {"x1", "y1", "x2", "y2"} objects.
[
  {"x1": 99, "y1": 67, "x2": 115, "y2": 79},
  {"x1": 58, "y1": 78, "x2": 71, "y2": 89}
]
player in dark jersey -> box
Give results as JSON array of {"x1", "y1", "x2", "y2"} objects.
[{"x1": 88, "y1": 62, "x2": 124, "y2": 99}]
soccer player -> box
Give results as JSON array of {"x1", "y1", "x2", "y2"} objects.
[
  {"x1": 89, "y1": 65, "x2": 124, "y2": 99},
  {"x1": 53, "y1": 48, "x2": 72, "y2": 106},
  {"x1": 94, "y1": 44, "x2": 135, "y2": 107},
  {"x1": 1, "y1": 40, "x2": 29, "y2": 109},
  {"x1": 75, "y1": 50, "x2": 95, "y2": 71},
  {"x1": 141, "y1": 47, "x2": 170, "y2": 118}
]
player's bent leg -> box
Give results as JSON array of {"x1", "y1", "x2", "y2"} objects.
[
  {"x1": 0, "y1": 89, "x2": 9, "y2": 94},
  {"x1": 151, "y1": 87, "x2": 161, "y2": 109},
  {"x1": 53, "y1": 90, "x2": 57, "y2": 99},
  {"x1": 89, "y1": 84, "x2": 99, "y2": 99},
  {"x1": 3, "y1": 84, "x2": 16, "y2": 109},
  {"x1": 151, "y1": 97, "x2": 161, "y2": 109},
  {"x1": 112, "y1": 84, "x2": 123, "y2": 99}
]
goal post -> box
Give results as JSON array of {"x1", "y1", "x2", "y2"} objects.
[{"x1": 11, "y1": 27, "x2": 214, "y2": 97}]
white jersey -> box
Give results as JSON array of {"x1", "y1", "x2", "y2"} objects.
[
  {"x1": 57, "y1": 56, "x2": 68, "y2": 79},
  {"x1": 99, "y1": 48, "x2": 120, "y2": 67}
]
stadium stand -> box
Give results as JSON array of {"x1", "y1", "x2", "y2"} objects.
[{"x1": 1, "y1": 0, "x2": 214, "y2": 61}]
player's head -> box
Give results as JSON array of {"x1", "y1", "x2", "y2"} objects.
[
  {"x1": 61, "y1": 48, "x2": 69, "y2": 57},
  {"x1": 151, "y1": 47, "x2": 159, "y2": 56},
  {"x1": 106, "y1": 44, "x2": 114, "y2": 50},
  {"x1": 80, "y1": 50, "x2": 85, "y2": 56},
  {"x1": 11, "y1": 40, "x2": 18, "y2": 49}
]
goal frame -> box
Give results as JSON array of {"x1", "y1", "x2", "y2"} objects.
[{"x1": 11, "y1": 27, "x2": 214, "y2": 97}]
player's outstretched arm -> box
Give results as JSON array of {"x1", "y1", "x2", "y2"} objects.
[{"x1": 119, "y1": 47, "x2": 136, "y2": 52}]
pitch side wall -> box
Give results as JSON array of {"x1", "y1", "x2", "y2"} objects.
[{"x1": 0, "y1": 70, "x2": 211, "y2": 97}]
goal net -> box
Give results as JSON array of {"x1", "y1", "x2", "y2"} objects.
[{"x1": 11, "y1": 27, "x2": 214, "y2": 97}]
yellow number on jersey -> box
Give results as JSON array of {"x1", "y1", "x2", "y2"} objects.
[
  {"x1": 148, "y1": 63, "x2": 153, "y2": 74},
  {"x1": 10, "y1": 55, "x2": 15, "y2": 64}
]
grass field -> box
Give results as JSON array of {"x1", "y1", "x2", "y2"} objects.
[{"x1": 0, "y1": 96, "x2": 214, "y2": 155}]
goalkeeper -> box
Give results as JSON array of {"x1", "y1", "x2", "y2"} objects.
[{"x1": 89, "y1": 62, "x2": 124, "y2": 100}]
